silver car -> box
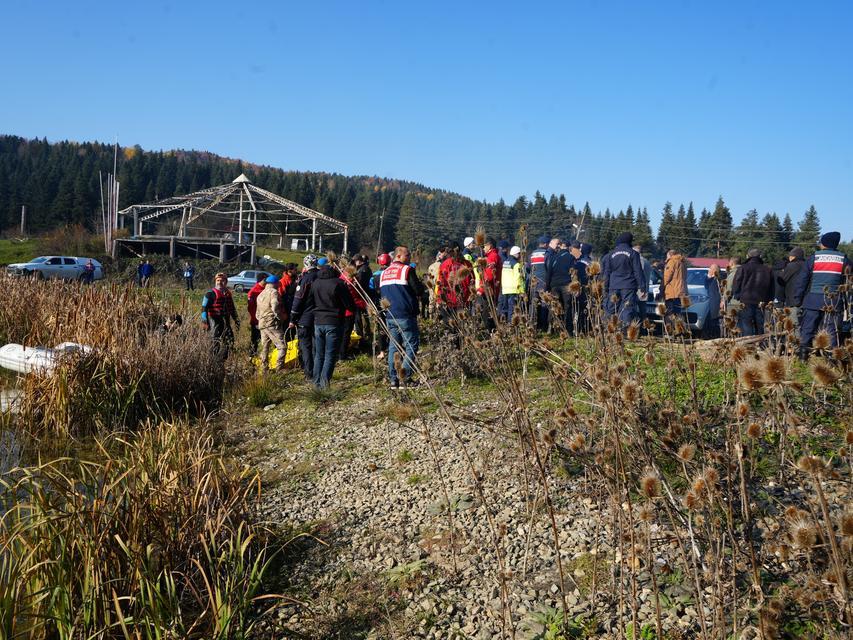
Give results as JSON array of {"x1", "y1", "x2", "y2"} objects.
[
  {"x1": 227, "y1": 269, "x2": 273, "y2": 292},
  {"x1": 646, "y1": 267, "x2": 724, "y2": 335},
  {"x1": 6, "y1": 256, "x2": 104, "y2": 281}
]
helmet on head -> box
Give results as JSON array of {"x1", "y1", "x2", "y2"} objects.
[
  {"x1": 265, "y1": 275, "x2": 279, "y2": 284},
  {"x1": 303, "y1": 254, "x2": 318, "y2": 269},
  {"x1": 377, "y1": 253, "x2": 391, "y2": 266},
  {"x1": 509, "y1": 245, "x2": 521, "y2": 258}
]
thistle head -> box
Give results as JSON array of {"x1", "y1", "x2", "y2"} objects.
[
  {"x1": 789, "y1": 518, "x2": 817, "y2": 550},
  {"x1": 640, "y1": 469, "x2": 660, "y2": 499},
  {"x1": 474, "y1": 226, "x2": 486, "y2": 247},
  {"x1": 810, "y1": 361, "x2": 841, "y2": 386},
  {"x1": 676, "y1": 443, "x2": 696, "y2": 462},
  {"x1": 796, "y1": 455, "x2": 827, "y2": 476},
  {"x1": 738, "y1": 365, "x2": 763, "y2": 391},
  {"x1": 569, "y1": 433, "x2": 586, "y2": 452},
  {"x1": 587, "y1": 261, "x2": 601, "y2": 276},
  {"x1": 760, "y1": 355, "x2": 787, "y2": 385},
  {"x1": 813, "y1": 330, "x2": 831, "y2": 351}
]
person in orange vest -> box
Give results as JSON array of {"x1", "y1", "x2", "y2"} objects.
[{"x1": 201, "y1": 272, "x2": 240, "y2": 358}]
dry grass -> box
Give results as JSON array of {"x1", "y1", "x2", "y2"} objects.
[
  {"x1": 0, "y1": 419, "x2": 277, "y2": 639},
  {"x1": 0, "y1": 276, "x2": 224, "y2": 436}
]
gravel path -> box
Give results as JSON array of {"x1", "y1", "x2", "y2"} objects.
[{"x1": 237, "y1": 380, "x2": 706, "y2": 639}]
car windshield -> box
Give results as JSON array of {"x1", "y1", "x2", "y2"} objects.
[
  {"x1": 30, "y1": 257, "x2": 49, "y2": 264},
  {"x1": 687, "y1": 270, "x2": 710, "y2": 286}
]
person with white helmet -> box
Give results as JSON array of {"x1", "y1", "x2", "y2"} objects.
[
  {"x1": 499, "y1": 245, "x2": 525, "y2": 322},
  {"x1": 289, "y1": 254, "x2": 320, "y2": 380}
]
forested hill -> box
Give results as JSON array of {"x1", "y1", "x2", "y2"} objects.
[{"x1": 0, "y1": 135, "x2": 829, "y2": 261}]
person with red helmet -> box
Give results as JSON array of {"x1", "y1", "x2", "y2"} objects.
[
  {"x1": 371, "y1": 253, "x2": 392, "y2": 357},
  {"x1": 437, "y1": 242, "x2": 473, "y2": 322}
]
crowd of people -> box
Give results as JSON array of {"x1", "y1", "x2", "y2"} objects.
[{"x1": 196, "y1": 228, "x2": 849, "y2": 388}]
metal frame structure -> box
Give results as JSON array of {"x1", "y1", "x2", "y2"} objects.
[{"x1": 116, "y1": 174, "x2": 348, "y2": 256}]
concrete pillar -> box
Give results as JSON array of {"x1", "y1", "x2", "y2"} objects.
[
  {"x1": 219, "y1": 241, "x2": 226, "y2": 264},
  {"x1": 169, "y1": 236, "x2": 176, "y2": 259}
]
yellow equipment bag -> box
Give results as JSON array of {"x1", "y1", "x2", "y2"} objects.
[{"x1": 254, "y1": 331, "x2": 361, "y2": 370}]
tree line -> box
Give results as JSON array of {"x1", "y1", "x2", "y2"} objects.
[{"x1": 0, "y1": 135, "x2": 843, "y2": 263}]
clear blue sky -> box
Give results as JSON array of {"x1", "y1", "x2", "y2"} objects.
[{"x1": 2, "y1": 1, "x2": 851, "y2": 237}]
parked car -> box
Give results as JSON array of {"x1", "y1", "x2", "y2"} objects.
[
  {"x1": 6, "y1": 256, "x2": 104, "y2": 281},
  {"x1": 646, "y1": 267, "x2": 725, "y2": 335},
  {"x1": 227, "y1": 269, "x2": 273, "y2": 292}
]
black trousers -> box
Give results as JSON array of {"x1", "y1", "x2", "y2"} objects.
[
  {"x1": 211, "y1": 319, "x2": 234, "y2": 359},
  {"x1": 297, "y1": 323, "x2": 314, "y2": 379},
  {"x1": 250, "y1": 324, "x2": 261, "y2": 355}
]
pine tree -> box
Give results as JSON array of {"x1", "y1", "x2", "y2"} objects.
[
  {"x1": 633, "y1": 207, "x2": 654, "y2": 252},
  {"x1": 395, "y1": 192, "x2": 420, "y2": 248},
  {"x1": 656, "y1": 202, "x2": 675, "y2": 255},
  {"x1": 684, "y1": 202, "x2": 698, "y2": 256},
  {"x1": 781, "y1": 213, "x2": 794, "y2": 247},
  {"x1": 759, "y1": 212, "x2": 785, "y2": 264},
  {"x1": 705, "y1": 196, "x2": 734, "y2": 258},
  {"x1": 733, "y1": 209, "x2": 761, "y2": 258},
  {"x1": 795, "y1": 205, "x2": 821, "y2": 248}
]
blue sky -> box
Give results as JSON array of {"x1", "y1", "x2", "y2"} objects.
[{"x1": 2, "y1": 1, "x2": 851, "y2": 236}]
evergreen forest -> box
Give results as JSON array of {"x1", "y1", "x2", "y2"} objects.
[{"x1": 0, "y1": 135, "x2": 841, "y2": 262}]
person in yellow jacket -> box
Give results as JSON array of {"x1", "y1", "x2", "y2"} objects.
[
  {"x1": 498, "y1": 245, "x2": 525, "y2": 322},
  {"x1": 462, "y1": 236, "x2": 482, "y2": 295}
]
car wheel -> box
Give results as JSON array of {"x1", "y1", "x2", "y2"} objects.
[{"x1": 33, "y1": 270, "x2": 44, "y2": 280}]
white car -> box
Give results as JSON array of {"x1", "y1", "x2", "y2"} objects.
[
  {"x1": 646, "y1": 267, "x2": 725, "y2": 334},
  {"x1": 227, "y1": 269, "x2": 273, "y2": 292},
  {"x1": 6, "y1": 256, "x2": 104, "y2": 281}
]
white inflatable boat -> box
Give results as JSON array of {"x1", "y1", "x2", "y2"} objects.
[{"x1": 0, "y1": 342, "x2": 91, "y2": 374}]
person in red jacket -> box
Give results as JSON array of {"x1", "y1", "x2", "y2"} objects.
[
  {"x1": 477, "y1": 237, "x2": 503, "y2": 330},
  {"x1": 438, "y1": 243, "x2": 473, "y2": 323},
  {"x1": 246, "y1": 272, "x2": 267, "y2": 355},
  {"x1": 338, "y1": 264, "x2": 367, "y2": 358}
]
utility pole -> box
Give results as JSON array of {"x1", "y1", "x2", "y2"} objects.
[
  {"x1": 20, "y1": 205, "x2": 26, "y2": 236},
  {"x1": 374, "y1": 206, "x2": 386, "y2": 258}
]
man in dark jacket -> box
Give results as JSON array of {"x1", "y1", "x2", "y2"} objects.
[
  {"x1": 548, "y1": 238, "x2": 577, "y2": 333},
  {"x1": 731, "y1": 248, "x2": 774, "y2": 336},
  {"x1": 300, "y1": 263, "x2": 356, "y2": 388},
  {"x1": 569, "y1": 241, "x2": 590, "y2": 333},
  {"x1": 289, "y1": 254, "x2": 321, "y2": 381},
  {"x1": 528, "y1": 235, "x2": 553, "y2": 331},
  {"x1": 352, "y1": 255, "x2": 374, "y2": 349},
  {"x1": 380, "y1": 245, "x2": 421, "y2": 388},
  {"x1": 777, "y1": 247, "x2": 806, "y2": 325},
  {"x1": 792, "y1": 232, "x2": 851, "y2": 358},
  {"x1": 602, "y1": 232, "x2": 646, "y2": 328}
]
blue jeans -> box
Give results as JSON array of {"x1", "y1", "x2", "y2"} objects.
[
  {"x1": 313, "y1": 324, "x2": 342, "y2": 388},
  {"x1": 612, "y1": 289, "x2": 639, "y2": 327},
  {"x1": 800, "y1": 308, "x2": 840, "y2": 356},
  {"x1": 387, "y1": 317, "x2": 420, "y2": 384},
  {"x1": 737, "y1": 304, "x2": 765, "y2": 337},
  {"x1": 498, "y1": 294, "x2": 518, "y2": 322}
]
